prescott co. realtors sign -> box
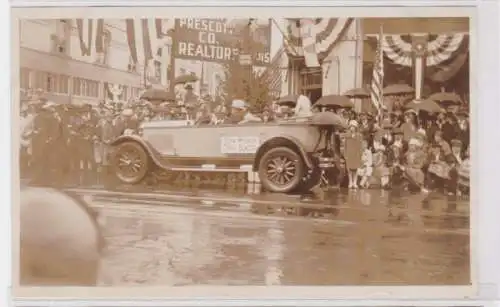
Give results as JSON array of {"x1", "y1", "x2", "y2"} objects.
[{"x1": 173, "y1": 18, "x2": 272, "y2": 66}]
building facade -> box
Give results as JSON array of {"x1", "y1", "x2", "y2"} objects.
[
  {"x1": 19, "y1": 19, "x2": 171, "y2": 106},
  {"x1": 272, "y1": 17, "x2": 469, "y2": 106}
]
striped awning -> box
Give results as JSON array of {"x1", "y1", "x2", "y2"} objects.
[{"x1": 284, "y1": 18, "x2": 354, "y2": 62}]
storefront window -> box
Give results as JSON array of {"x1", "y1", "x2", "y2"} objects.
[
  {"x1": 122, "y1": 85, "x2": 129, "y2": 101},
  {"x1": 300, "y1": 68, "x2": 323, "y2": 104},
  {"x1": 31, "y1": 71, "x2": 69, "y2": 94},
  {"x1": 73, "y1": 77, "x2": 99, "y2": 98},
  {"x1": 20, "y1": 68, "x2": 30, "y2": 90},
  {"x1": 32, "y1": 71, "x2": 48, "y2": 92},
  {"x1": 130, "y1": 87, "x2": 139, "y2": 99},
  {"x1": 57, "y1": 75, "x2": 70, "y2": 94}
]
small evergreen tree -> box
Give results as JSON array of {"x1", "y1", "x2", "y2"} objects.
[{"x1": 217, "y1": 60, "x2": 273, "y2": 114}]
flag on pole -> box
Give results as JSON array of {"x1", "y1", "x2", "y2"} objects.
[{"x1": 370, "y1": 25, "x2": 385, "y2": 118}]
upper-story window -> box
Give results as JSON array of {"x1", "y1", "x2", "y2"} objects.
[{"x1": 52, "y1": 19, "x2": 71, "y2": 55}]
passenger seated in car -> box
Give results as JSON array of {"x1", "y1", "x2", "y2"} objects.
[
  {"x1": 293, "y1": 94, "x2": 313, "y2": 120},
  {"x1": 225, "y1": 99, "x2": 262, "y2": 124}
]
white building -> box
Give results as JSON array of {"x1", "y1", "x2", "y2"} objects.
[{"x1": 19, "y1": 19, "x2": 171, "y2": 106}]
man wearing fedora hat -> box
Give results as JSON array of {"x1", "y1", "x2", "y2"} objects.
[
  {"x1": 30, "y1": 97, "x2": 65, "y2": 185},
  {"x1": 225, "y1": 99, "x2": 262, "y2": 125}
]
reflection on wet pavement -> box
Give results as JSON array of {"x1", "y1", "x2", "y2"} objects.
[{"x1": 86, "y1": 187, "x2": 469, "y2": 286}]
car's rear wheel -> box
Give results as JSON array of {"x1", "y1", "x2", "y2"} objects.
[
  {"x1": 258, "y1": 147, "x2": 305, "y2": 193},
  {"x1": 112, "y1": 142, "x2": 150, "y2": 184}
]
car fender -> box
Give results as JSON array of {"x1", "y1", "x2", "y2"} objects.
[
  {"x1": 110, "y1": 135, "x2": 165, "y2": 168},
  {"x1": 252, "y1": 135, "x2": 313, "y2": 172}
]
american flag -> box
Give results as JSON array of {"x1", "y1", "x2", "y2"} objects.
[{"x1": 370, "y1": 26, "x2": 385, "y2": 117}]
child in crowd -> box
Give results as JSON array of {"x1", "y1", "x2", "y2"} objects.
[
  {"x1": 372, "y1": 142, "x2": 390, "y2": 188},
  {"x1": 426, "y1": 142, "x2": 450, "y2": 191},
  {"x1": 402, "y1": 136, "x2": 428, "y2": 193},
  {"x1": 357, "y1": 139, "x2": 373, "y2": 188}
]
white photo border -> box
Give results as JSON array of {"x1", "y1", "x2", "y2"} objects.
[{"x1": 4, "y1": 0, "x2": 499, "y2": 305}]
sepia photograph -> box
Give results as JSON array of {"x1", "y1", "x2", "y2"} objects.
[{"x1": 12, "y1": 5, "x2": 475, "y2": 299}]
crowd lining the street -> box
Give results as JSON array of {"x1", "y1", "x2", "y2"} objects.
[{"x1": 19, "y1": 83, "x2": 470, "y2": 195}]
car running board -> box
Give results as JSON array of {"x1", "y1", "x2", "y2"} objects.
[{"x1": 170, "y1": 164, "x2": 254, "y2": 173}]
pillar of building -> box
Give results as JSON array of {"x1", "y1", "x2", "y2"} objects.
[
  {"x1": 322, "y1": 18, "x2": 364, "y2": 97},
  {"x1": 279, "y1": 51, "x2": 290, "y2": 97}
]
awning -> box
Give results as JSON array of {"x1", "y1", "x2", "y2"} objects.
[{"x1": 20, "y1": 47, "x2": 142, "y2": 88}]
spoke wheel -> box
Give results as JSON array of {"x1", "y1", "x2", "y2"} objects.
[
  {"x1": 258, "y1": 147, "x2": 304, "y2": 193},
  {"x1": 112, "y1": 142, "x2": 150, "y2": 184}
]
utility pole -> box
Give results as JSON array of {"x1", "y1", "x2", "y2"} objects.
[{"x1": 168, "y1": 20, "x2": 178, "y2": 93}]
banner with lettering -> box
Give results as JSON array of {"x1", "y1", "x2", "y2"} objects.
[{"x1": 173, "y1": 18, "x2": 271, "y2": 66}]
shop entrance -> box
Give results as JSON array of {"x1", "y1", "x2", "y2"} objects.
[{"x1": 299, "y1": 67, "x2": 323, "y2": 104}]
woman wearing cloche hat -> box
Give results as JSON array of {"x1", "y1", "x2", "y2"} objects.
[{"x1": 343, "y1": 120, "x2": 363, "y2": 189}]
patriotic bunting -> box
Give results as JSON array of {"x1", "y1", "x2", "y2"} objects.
[
  {"x1": 285, "y1": 18, "x2": 353, "y2": 67},
  {"x1": 126, "y1": 19, "x2": 167, "y2": 70},
  {"x1": 299, "y1": 19, "x2": 320, "y2": 68},
  {"x1": 75, "y1": 19, "x2": 105, "y2": 57},
  {"x1": 380, "y1": 33, "x2": 466, "y2": 67}
]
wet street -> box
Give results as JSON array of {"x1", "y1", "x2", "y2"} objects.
[{"x1": 70, "y1": 185, "x2": 470, "y2": 286}]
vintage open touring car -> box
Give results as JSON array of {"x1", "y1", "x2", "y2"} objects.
[{"x1": 109, "y1": 113, "x2": 346, "y2": 193}]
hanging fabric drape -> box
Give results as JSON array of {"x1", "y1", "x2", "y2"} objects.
[
  {"x1": 284, "y1": 18, "x2": 353, "y2": 66},
  {"x1": 377, "y1": 32, "x2": 467, "y2": 98},
  {"x1": 381, "y1": 33, "x2": 465, "y2": 67}
]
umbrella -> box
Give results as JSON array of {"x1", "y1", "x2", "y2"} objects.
[
  {"x1": 383, "y1": 84, "x2": 414, "y2": 96},
  {"x1": 310, "y1": 112, "x2": 349, "y2": 130},
  {"x1": 405, "y1": 99, "x2": 444, "y2": 113},
  {"x1": 427, "y1": 92, "x2": 463, "y2": 106},
  {"x1": 140, "y1": 89, "x2": 176, "y2": 102},
  {"x1": 343, "y1": 87, "x2": 370, "y2": 99},
  {"x1": 276, "y1": 94, "x2": 300, "y2": 107},
  {"x1": 315, "y1": 95, "x2": 354, "y2": 109},
  {"x1": 174, "y1": 74, "x2": 199, "y2": 85}
]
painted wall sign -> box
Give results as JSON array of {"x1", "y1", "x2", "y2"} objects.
[{"x1": 173, "y1": 18, "x2": 271, "y2": 66}]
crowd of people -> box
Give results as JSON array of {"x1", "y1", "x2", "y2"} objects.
[
  {"x1": 18, "y1": 84, "x2": 272, "y2": 187},
  {"x1": 315, "y1": 98, "x2": 471, "y2": 196},
  {"x1": 19, "y1": 84, "x2": 470, "y2": 196}
]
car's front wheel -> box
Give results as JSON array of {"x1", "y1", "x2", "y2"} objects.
[
  {"x1": 111, "y1": 142, "x2": 150, "y2": 184},
  {"x1": 258, "y1": 147, "x2": 305, "y2": 193}
]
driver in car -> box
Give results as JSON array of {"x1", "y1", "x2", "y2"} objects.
[{"x1": 225, "y1": 99, "x2": 262, "y2": 124}]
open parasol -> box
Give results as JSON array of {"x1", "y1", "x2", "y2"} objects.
[
  {"x1": 405, "y1": 99, "x2": 444, "y2": 113},
  {"x1": 140, "y1": 89, "x2": 176, "y2": 102},
  {"x1": 174, "y1": 74, "x2": 199, "y2": 85},
  {"x1": 315, "y1": 95, "x2": 354, "y2": 109},
  {"x1": 427, "y1": 92, "x2": 463, "y2": 106},
  {"x1": 343, "y1": 87, "x2": 370, "y2": 99},
  {"x1": 383, "y1": 84, "x2": 414, "y2": 96},
  {"x1": 310, "y1": 112, "x2": 349, "y2": 130}
]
